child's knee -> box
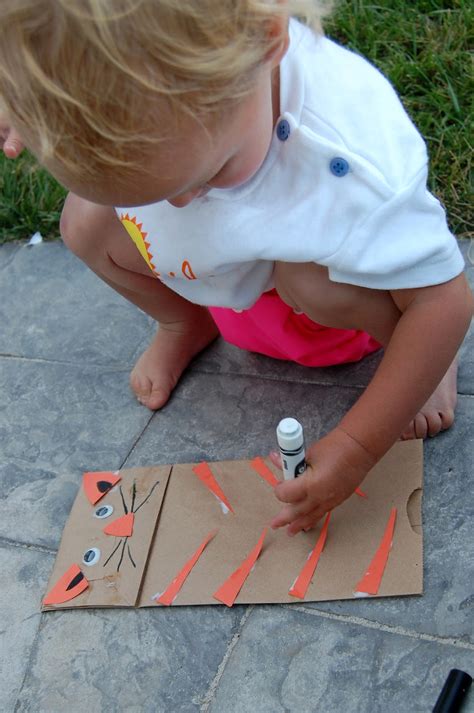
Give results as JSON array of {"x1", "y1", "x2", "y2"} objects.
[
  {"x1": 275, "y1": 261, "x2": 372, "y2": 328},
  {"x1": 60, "y1": 193, "x2": 110, "y2": 262},
  {"x1": 274, "y1": 261, "x2": 332, "y2": 313},
  {"x1": 60, "y1": 194, "x2": 159, "y2": 282},
  {"x1": 60, "y1": 193, "x2": 85, "y2": 255}
]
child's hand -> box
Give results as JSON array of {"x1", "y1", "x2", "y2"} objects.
[
  {"x1": 270, "y1": 427, "x2": 377, "y2": 536},
  {"x1": 0, "y1": 116, "x2": 24, "y2": 158}
]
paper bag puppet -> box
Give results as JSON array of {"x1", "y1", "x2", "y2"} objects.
[{"x1": 43, "y1": 440, "x2": 423, "y2": 610}]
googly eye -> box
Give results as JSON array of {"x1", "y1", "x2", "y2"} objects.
[
  {"x1": 82, "y1": 547, "x2": 101, "y2": 566},
  {"x1": 94, "y1": 504, "x2": 114, "y2": 519}
]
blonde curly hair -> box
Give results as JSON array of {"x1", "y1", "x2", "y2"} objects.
[{"x1": 0, "y1": 0, "x2": 333, "y2": 178}]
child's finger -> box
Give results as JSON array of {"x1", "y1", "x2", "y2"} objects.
[
  {"x1": 3, "y1": 138, "x2": 22, "y2": 158},
  {"x1": 3, "y1": 129, "x2": 24, "y2": 158},
  {"x1": 286, "y1": 510, "x2": 325, "y2": 537},
  {"x1": 270, "y1": 501, "x2": 309, "y2": 530},
  {"x1": 268, "y1": 451, "x2": 282, "y2": 470},
  {"x1": 274, "y1": 476, "x2": 307, "y2": 504}
]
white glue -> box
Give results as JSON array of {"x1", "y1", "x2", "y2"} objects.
[{"x1": 276, "y1": 417, "x2": 307, "y2": 480}]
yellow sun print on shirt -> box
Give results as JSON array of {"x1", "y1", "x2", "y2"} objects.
[
  {"x1": 119, "y1": 213, "x2": 159, "y2": 276},
  {"x1": 119, "y1": 213, "x2": 198, "y2": 282}
]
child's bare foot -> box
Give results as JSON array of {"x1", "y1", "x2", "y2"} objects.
[
  {"x1": 400, "y1": 358, "x2": 458, "y2": 440},
  {"x1": 130, "y1": 317, "x2": 219, "y2": 410}
]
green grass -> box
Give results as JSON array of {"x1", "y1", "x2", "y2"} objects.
[
  {"x1": 0, "y1": 0, "x2": 472, "y2": 242},
  {"x1": 0, "y1": 151, "x2": 66, "y2": 242}
]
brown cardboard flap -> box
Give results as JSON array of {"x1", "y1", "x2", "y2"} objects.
[
  {"x1": 42, "y1": 465, "x2": 172, "y2": 610},
  {"x1": 140, "y1": 440, "x2": 423, "y2": 606},
  {"x1": 43, "y1": 440, "x2": 423, "y2": 610}
]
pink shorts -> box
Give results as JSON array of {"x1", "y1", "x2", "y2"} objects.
[{"x1": 209, "y1": 290, "x2": 380, "y2": 367}]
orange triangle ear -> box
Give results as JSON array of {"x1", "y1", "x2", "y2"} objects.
[
  {"x1": 83, "y1": 471, "x2": 121, "y2": 504},
  {"x1": 43, "y1": 564, "x2": 89, "y2": 605},
  {"x1": 103, "y1": 512, "x2": 134, "y2": 537}
]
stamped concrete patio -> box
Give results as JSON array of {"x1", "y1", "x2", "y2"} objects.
[{"x1": 0, "y1": 239, "x2": 472, "y2": 712}]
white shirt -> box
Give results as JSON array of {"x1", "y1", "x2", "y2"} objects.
[{"x1": 117, "y1": 19, "x2": 464, "y2": 309}]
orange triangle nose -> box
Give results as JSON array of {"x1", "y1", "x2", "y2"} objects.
[{"x1": 103, "y1": 512, "x2": 134, "y2": 537}]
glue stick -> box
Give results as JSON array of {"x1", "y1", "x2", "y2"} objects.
[{"x1": 276, "y1": 418, "x2": 307, "y2": 480}]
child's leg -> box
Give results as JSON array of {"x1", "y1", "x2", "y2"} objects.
[
  {"x1": 60, "y1": 193, "x2": 218, "y2": 409},
  {"x1": 274, "y1": 261, "x2": 458, "y2": 439}
]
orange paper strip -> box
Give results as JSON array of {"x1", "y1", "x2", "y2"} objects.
[
  {"x1": 157, "y1": 530, "x2": 217, "y2": 606},
  {"x1": 103, "y1": 512, "x2": 134, "y2": 537},
  {"x1": 289, "y1": 512, "x2": 331, "y2": 599},
  {"x1": 83, "y1": 471, "x2": 121, "y2": 505},
  {"x1": 355, "y1": 487, "x2": 367, "y2": 498},
  {"x1": 192, "y1": 462, "x2": 234, "y2": 513},
  {"x1": 43, "y1": 564, "x2": 89, "y2": 606},
  {"x1": 355, "y1": 507, "x2": 397, "y2": 595},
  {"x1": 249, "y1": 457, "x2": 280, "y2": 488},
  {"x1": 213, "y1": 528, "x2": 267, "y2": 607}
]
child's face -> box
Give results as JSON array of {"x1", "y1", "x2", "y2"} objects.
[{"x1": 45, "y1": 63, "x2": 278, "y2": 209}]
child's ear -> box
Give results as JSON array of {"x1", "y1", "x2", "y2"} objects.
[{"x1": 265, "y1": 15, "x2": 290, "y2": 68}]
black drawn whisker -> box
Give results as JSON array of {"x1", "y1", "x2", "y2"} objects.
[
  {"x1": 119, "y1": 485, "x2": 128, "y2": 515},
  {"x1": 134, "y1": 480, "x2": 160, "y2": 514},
  {"x1": 130, "y1": 481, "x2": 137, "y2": 514},
  {"x1": 103, "y1": 539, "x2": 122, "y2": 567},
  {"x1": 127, "y1": 543, "x2": 136, "y2": 568},
  {"x1": 117, "y1": 538, "x2": 127, "y2": 572}
]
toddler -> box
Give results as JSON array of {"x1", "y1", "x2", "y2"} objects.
[{"x1": 0, "y1": 0, "x2": 472, "y2": 536}]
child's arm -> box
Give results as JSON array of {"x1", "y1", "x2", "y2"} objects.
[{"x1": 271, "y1": 273, "x2": 473, "y2": 535}]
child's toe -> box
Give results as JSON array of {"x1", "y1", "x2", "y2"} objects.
[
  {"x1": 424, "y1": 410, "x2": 443, "y2": 437},
  {"x1": 400, "y1": 422, "x2": 416, "y2": 440},
  {"x1": 400, "y1": 359, "x2": 458, "y2": 441},
  {"x1": 130, "y1": 372, "x2": 171, "y2": 410},
  {"x1": 143, "y1": 385, "x2": 171, "y2": 410},
  {"x1": 440, "y1": 406, "x2": 455, "y2": 431},
  {"x1": 130, "y1": 372, "x2": 151, "y2": 403},
  {"x1": 414, "y1": 413, "x2": 429, "y2": 439}
]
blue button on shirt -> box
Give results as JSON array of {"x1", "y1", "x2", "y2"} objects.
[
  {"x1": 276, "y1": 119, "x2": 291, "y2": 141},
  {"x1": 330, "y1": 157, "x2": 350, "y2": 177}
]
